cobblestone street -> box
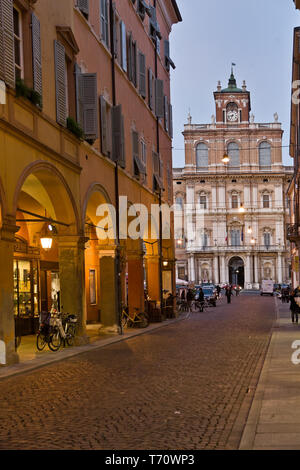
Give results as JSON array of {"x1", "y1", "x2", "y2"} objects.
[{"x1": 0, "y1": 294, "x2": 275, "y2": 450}]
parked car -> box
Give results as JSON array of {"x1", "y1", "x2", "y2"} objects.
[
  {"x1": 195, "y1": 286, "x2": 217, "y2": 307},
  {"x1": 261, "y1": 280, "x2": 274, "y2": 296}
]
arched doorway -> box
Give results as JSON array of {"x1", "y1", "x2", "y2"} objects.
[
  {"x1": 229, "y1": 256, "x2": 244, "y2": 288},
  {"x1": 13, "y1": 165, "x2": 79, "y2": 337}
]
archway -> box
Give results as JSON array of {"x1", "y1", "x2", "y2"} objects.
[
  {"x1": 13, "y1": 165, "x2": 79, "y2": 337},
  {"x1": 229, "y1": 256, "x2": 245, "y2": 288},
  {"x1": 83, "y1": 185, "x2": 117, "y2": 328}
]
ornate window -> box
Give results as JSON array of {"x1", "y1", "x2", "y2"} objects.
[
  {"x1": 227, "y1": 142, "x2": 240, "y2": 168},
  {"x1": 264, "y1": 232, "x2": 271, "y2": 248},
  {"x1": 231, "y1": 229, "x2": 241, "y2": 247},
  {"x1": 263, "y1": 194, "x2": 270, "y2": 209},
  {"x1": 196, "y1": 143, "x2": 209, "y2": 170},
  {"x1": 232, "y1": 193, "x2": 239, "y2": 209},
  {"x1": 175, "y1": 195, "x2": 184, "y2": 209},
  {"x1": 259, "y1": 142, "x2": 271, "y2": 169}
]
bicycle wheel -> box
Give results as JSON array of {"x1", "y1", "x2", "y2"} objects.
[
  {"x1": 49, "y1": 328, "x2": 62, "y2": 351},
  {"x1": 65, "y1": 324, "x2": 76, "y2": 347},
  {"x1": 136, "y1": 312, "x2": 149, "y2": 328},
  {"x1": 36, "y1": 333, "x2": 47, "y2": 351}
]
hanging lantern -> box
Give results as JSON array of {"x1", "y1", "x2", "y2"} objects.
[
  {"x1": 40, "y1": 223, "x2": 56, "y2": 250},
  {"x1": 163, "y1": 260, "x2": 169, "y2": 267}
]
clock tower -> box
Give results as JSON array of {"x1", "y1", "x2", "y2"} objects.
[{"x1": 214, "y1": 68, "x2": 251, "y2": 126}]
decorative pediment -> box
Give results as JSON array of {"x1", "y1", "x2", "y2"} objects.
[{"x1": 56, "y1": 26, "x2": 80, "y2": 54}]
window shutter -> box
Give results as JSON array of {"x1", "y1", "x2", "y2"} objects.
[
  {"x1": 0, "y1": 0, "x2": 15, "y2": 88},
  {"x1": 127, "y1": 32, "x2": 132, "y2": 81},
  {"x1": 112, "y1": 104, "x2": 125, "y2": 168},
  {"x1": 138, "y1": 52, "x2": 146, "y2": 98},
  {"x1": 164, "y1": 40, "x2": 175, "y2": 70},
  {"x1": 77, "y1": 0, "x2": 89, "y2": 17},
  {"x1": 74, "y1": 63, "x2": 83, "y2": 128},
  {"x1": 155, "y1": 79, "x2": 164, "y2": 118},
  {"x1": 101, "y1": 0, "x2": 109, "y2": 45},
  {"x1": 100, "y1": 95, "x2": 108, "y2": 155},
  {"x1": 132, "y1": 130, "x2": 139, "y2": 158},
  {"x1": 31, "y1": 13, "x2": 42, "y2": 99},
  {"x1": 132, "y1": 40, "x2": 137, "y2": 88},
  {"x1": 54, "y1": 40, "x2": 66, "y2": 126},
  {"x1": 120, "y1": 21, "x2": 127, "y2": 72},
  {"x1": 81, "y1": 73, "x2": 98, "y2": 140},
  {"x1": 148, "y1": 68, "x2": 154, "y2": 110},
  {"x1": 169, "y1": 103, "x2": 173, "y2": 138},
  {"x1": 164, "y1": 96, "x2": 169, "y2": 133}
]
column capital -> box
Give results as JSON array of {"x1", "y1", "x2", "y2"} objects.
[
  {"x1": 1, "y1": 218, "x2": 19, "y2": 243},
  {"x1": 57, "y1": 235, "x2": 88, "y2": 250}
]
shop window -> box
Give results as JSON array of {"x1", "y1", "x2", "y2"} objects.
[{"x1": 14, "y1": 259, "x2": 39, "y2": 319}]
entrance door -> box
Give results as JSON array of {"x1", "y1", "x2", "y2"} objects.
[{"x1": 229, "y1": 256, "x2": 245, "y2": 288}]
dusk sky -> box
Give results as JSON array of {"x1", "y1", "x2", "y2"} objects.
[{"x1": 170, "y1": 0, "x2": 299, "y2": 168}]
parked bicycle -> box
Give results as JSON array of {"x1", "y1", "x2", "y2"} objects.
[
  {"x1": 36, "y1": 311, "x2": 55, "y2": 351},
  {"x1": 121, "y1": 305, "x2": 149, "y2": 328},
  {"x1": 49, "y1": 312, "x2": 78, "y2": 350}
]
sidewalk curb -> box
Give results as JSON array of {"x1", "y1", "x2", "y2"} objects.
[
  {"x1": 238, "y1": 297, "x2": 281, "y2": 450},
  {"x1": 0, "y1": 313, "x2": 190, "y2": 381}
]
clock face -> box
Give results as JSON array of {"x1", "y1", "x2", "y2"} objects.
[{"x1": 227, "y1": 110, "x2": 238, "y2": 122}]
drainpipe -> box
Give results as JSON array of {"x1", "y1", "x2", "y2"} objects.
[
  {"x1": 153, "y1": 0, "x2": 164, "y2": 314},
  {"x1": 109, "y1": 0, "x2": 122, "y2": 333}
]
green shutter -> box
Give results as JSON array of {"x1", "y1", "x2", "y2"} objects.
[
  {"x1": 54, "y1": 40, "x2": 66, "y2": 126},
  {"x1": 0, "y1": 0, "x2": 15, "y2": 88},
  {"x1": 32, "y1": 13, "x2": 42, "y2": 99}
]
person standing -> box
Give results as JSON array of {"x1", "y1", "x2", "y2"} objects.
[
  {"x1": 226, "y1": 286, "x2": 233, "y2": 304},
  {"x1": 186, "y1": 288, "x2": 195, "y2": 312},
  {"x1": 216, "y1": 285, "x2": 221, "y2": 299},
  {"x1": 290, "y1": 290, "x2": 300, "y2": 324}
]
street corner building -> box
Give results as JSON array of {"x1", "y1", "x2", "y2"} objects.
[
  {"x1": 173, "y1": 70, "x2": 293, "y2": 289},
  {"x1": 0, "y1": 0, "x2": 182, "y2": 365}
]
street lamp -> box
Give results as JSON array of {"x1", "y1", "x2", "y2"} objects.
[
  {"x1": 247, "y1": 226, "x2": 253, "y2": 235},
  {"x1": 222, "y1": 154, "x2": 230, "y2": 164},
  {"x1": 239, "y1": 203, "x2": 245, "y2": 213}
]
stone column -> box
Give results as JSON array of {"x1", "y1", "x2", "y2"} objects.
[
  {"x1": 98, "y1": 246, "x2": 119, "y2": 329},
  {"x1": 188, "y1": 254, "x2": 195, "y2": 283},
  {"x1": 127, "y1": 251, "x2": 145, "y2": 316},
  {"x1": 277, "y1": 254, "x2": 283, "y2": 284},
  {"x1": 245, "y1": 254, "x2": 251, "y2": 289},
  {"x1": 58, "y1": 236, "x2": 87, "y2": 342},
  {"x1": 146, "y1": 255, "x2": 160, "y2": 301},
  {"x1": 0, "y1": 219, "x2": 19, "y2": 365},
  {"x1": 213, "y1": 256, "x2": 219, "y2": 284},
  {"x1": 220, "y1": 256, "x2": 226, "y2": 283},
  {"x1": 254, "y1": 255, "x2": 259, "y2": 288}
]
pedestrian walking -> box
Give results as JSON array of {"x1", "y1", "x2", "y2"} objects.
[
  {"x1": 216, "y1": 285, "x2": 221, "y2": 299},
  {"x1": 290, "y1": 290, "x2": 300, "y2": 324},
  {"x1": 186, "y1": 288, "x2": 195, "y2": 312},
  {"x1": 225, "y1": 286, "x2": 233, "y2": 304}
]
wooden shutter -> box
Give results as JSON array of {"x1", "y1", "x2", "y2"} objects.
[
  {"x1": 0, "y1": 0, "x2": 15, "y2": 88},
  {"x1": 148, "y1": 68, "x2": 154, "y2": 110},
  {"x1": 54, "y1": 40, "x2": 66, "y2": 126},
  {"x1": 81, "y1": 73, "x2": 98, "y2": 140},
  {"x1": 132, "y1": 40, "x2": 137, "y2": 87},
  {"x1": 112, "y1": 104, "x2": 125, "y2": 168},
  {"x1": 155, "y1": 79, "x2": 164, "y2": 118},
  {"x1": 75, "y1": 63, "x2": 83, "y2": 128},
  {"x1": 120, "y1": 21, "x2": 127, "y2": 72},
  {"x1": 77, "y1": 0, "x2": 89, "y2": 17},
  {"x1": 139, "y1": 52, "x2": 146, "y2": 98},
  {"x1": 31, "y1": 13, "x2": 42, "y2": 98},
  {"x1": 164, "y1": 96, "x2": 169, "y2": 132},
  {"x1": 169, "y1": 103, "x2": 173, "y2": 138},
  {"x1": 101, "y1": 0, "x2": 109, "y2": 45},
  {"x1": 100, "y1": 95, "x2": 108, "y2": 155},
  {"x1": 127, "y1": 32, "x2": 132, "y2": 81}
]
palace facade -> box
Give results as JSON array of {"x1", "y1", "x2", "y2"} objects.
[{"x1": 174, "y1": 71, "x2": 292, "y2": 289}]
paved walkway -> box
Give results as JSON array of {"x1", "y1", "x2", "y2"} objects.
[
  {"x1": 240, "y1": 297, "x2": 300, "y2": 450},
  {"x1": 0, "y1": 314, "x2": 188, "y2": 380}
]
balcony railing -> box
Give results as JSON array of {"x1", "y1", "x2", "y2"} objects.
[{"x1": 287, "y1": 224, "x2": 300, "y2": 242}]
